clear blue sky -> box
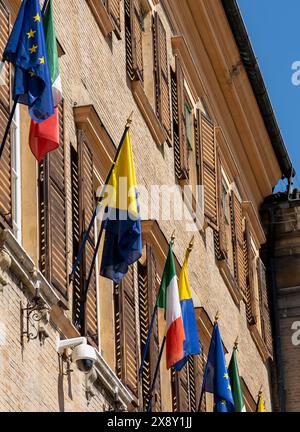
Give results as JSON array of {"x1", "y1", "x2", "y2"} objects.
[{"x1": 238, "y1": 0, "x2": 300, "y2": 190}]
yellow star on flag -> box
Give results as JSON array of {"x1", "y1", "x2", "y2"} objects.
[
  {"x1": 33, "y1": 13, "x2": 41, "y2": 22},
  {"x1": 27, "y1": 29, "x2": 36, "y2": 39},
  {"x1": 228, "y1": 384, "x2": 232, "y2": 391},
  {"x1": 39, "y1": 57, "x2": 45, "y2": 65},
  {"x1": 29, "y1": 71, "x2": 35, "y2": 77},
  {"x1": 224, "y1": 373, "x2": 229, "y2": 379},
  {"x1": 29, "y1": 44, "x2": 38, "y2": 54}
]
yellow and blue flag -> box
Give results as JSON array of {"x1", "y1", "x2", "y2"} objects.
[
  {"x1": 173, "y1": 247, "x2": 201, "y2": 371},
  {"x1": 201, "y1": 323, "x2": 235, "y2": 412},
  {"x1": 3, "y1": 0, "x2": 54, "y2": 122},
  {"x1": 100, "y1": 130, "x2": 142, "y2": 283}
]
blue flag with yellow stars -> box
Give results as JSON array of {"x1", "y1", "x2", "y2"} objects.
[
  {"x1": 201, "y1": 323, "x2": 235, "y2": 412},
  {"x1": 2, "y1": 0, "x2": 54, "y2": 122}
]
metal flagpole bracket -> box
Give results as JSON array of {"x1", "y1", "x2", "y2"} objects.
[
  {"x1": 125, "y1": 111, "x2": 134, "y2": 128},
  {"x1": 214, "y1": 311, "x2": 219, "y2": 324}
]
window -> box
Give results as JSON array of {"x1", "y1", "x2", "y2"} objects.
[
  {"x1": 86, "y1": 0, "x2": 121, "y2": 38},
  {"x1": 125, "y1": 0, "x2": 144, "y2": 82},
  {"x1": 184, "y1": 101, "x2": 194, "y2": 151},
  {"x1": 11, "y1": 104, "x2": 21, "y2": 243}
]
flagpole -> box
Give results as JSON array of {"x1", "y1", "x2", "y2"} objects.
[
  {"x1": 197, "y1": 311, "x2": 219, "y2": 412},
  {"x1": 69, "y1": 111, "x2": 134, "y2": 283},
  {"x1": 0, "y1": 98, "x2": 18, "y2": 161},
  {"x1": 146, "y1": 335, "x2": 166, "y2": 412},
  {"x1": 42, "y1": 0, "x2": 50, "y2": 14},
  {"x1": 139, "y1": 230, "x2": 176, "y2": 379}
]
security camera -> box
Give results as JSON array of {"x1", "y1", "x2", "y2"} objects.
[{"x1": 56, "y1": 336, "x2": 97, "y2": 373}]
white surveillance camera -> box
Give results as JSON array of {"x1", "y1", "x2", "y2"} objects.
[{"x1": 56, "y1": 336, "x2": 97, "y2": 373}]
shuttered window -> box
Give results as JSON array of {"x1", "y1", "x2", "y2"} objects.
[
  {"x1": 39, "y1": 102, "x2": 68, "y2": 300},
  {"x1": 114, "y1": 265, "x2": 139, "y2": 399},
  {"x1": 230, "y1": 190, "x2": 247, "y2": 297},
  {"x1": 71, "y1": 134, "x2": 98, "y2": 346},
  {"x1": 257, "y1": 258, "x2": 273, "y2": 356},
  {"x1": 138, "y1": 245, "x2": 162, "y2": 411},
  {"x1": 125, "y1": 0, "x2": 143, "y2": 82},
  {"x1": 171, "y1": 56, "x2": 188, "y2": 181},
  {"x1": 201, "y1": 113, "x2": 218, "y2": 230},
  {"x1": 0, "y1": 1, "x2": 12, "y2": 227},
  {"x1": 214, "y1": 158, "x2": 228, "y2": 261},
  {"x1": 153, "y1": 12, "x2": 171, "y2": 139}
]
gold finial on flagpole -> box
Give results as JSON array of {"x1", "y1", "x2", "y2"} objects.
[
  {"x1": 214, "y1": 311, "x2": 219, "y2": 323},
  {"x1": 188, "y1": 236, "x2": 195, "y2": 253},
  {"x1": 126, "y1": 111, "x2": 134, "y2": 128},
  {"x1": 258, "y1": 385, "x2": 263, "y2": 397},
  {"x1": 234, "y1": 336, "x2": 239, "y2": 350},
  {"x1": 171, "y1": 230, "x2": 176, "y2": 244}
]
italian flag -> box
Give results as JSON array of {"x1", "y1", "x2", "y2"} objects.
[
  {"x1": 228, "y1": 348, "x2": 246, "y2": 412},
  {"x1": 157, "y1": 242, "x2": 185, "y2": 369},
  {"x1": 29, "y1": 0, "x2": 62, "y2": 161}
]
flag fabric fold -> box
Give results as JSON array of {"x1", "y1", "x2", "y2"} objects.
[
  {"x1": 173, "y1": 247, "x2": 201, "y2": 371},
  {"x1": 228, "y1": 348, "x2": 246, "y2": 412},
  {"x1": 157, "y1": 242, "x2": 185, "y2": 370},
  {"x1": 29, "y1": 0, "x2": 62, "y2": 161},
  {"x1": 100, "y1": 129, "x2": 142, "y2": 283},
  {"x1": 201, "y1": 323, "x2": 235, "y2": 412},
  {"x1": 3, "y1": 0, "x2": 54, "y2": 122}
]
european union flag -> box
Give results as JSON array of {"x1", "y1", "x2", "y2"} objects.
[
  {"x1": 2, "y1": 0, "x2": 54, "y2": 122},
  {"x1": 201, "y1": 323, "x2": 235, "y2": 412}
]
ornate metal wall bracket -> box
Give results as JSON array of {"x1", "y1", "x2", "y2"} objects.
[{"x1": 20, "y1": 284, "x2": 51, "y2": 349}]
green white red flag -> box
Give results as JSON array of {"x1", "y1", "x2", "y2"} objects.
[{"x1": 29, "y1": 0, "x2": 62, "y2": 161}]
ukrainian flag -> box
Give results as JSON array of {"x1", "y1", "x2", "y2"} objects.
[
  {"x1": 100, "y1": 130, "x2": 142, "y2": 283},
  {"x1": 173, "y1": 246, "x2": 201, "y2": 371}
]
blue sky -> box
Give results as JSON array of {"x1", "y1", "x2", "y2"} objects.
[{"x1": 238, "y1": 0, "x2": 300, "y2": 189}]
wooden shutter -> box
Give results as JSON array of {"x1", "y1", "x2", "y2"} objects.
[
  {"x1": 230, "y1": 191, "x2": 246, "y2": 296},
  {"x1": 153, "y1": 12, "x2": 171, "y2": 138},
  {"x1": 115, "y1": 265, "x2": 139, "y2": 398},
  {"x1": 171, "y1": 368, "x2": 179, "y2": 412},
  {"x1": 125, "y1": 0, "x2": 143, "y2": 82},
  {"x1": 214, "y1": 154, "x2": 228, "y2": 261},
  {"x1": 244, "y1": 223, "x2": 257, "y2": 326},
  {"x1": 0, "y1": 1, "x2": 12, "y2": 227},
  {"x1": 257, "y1": 258, "x2": 273, "y2": 356},
  {"x1": 138, "y1": 245, "x2": 162, "y2": 411},
  {"x1": 71, "y1": 134, "x2": 98, "y2": 345},
  {"x1": 201, "y1": 113, "x2": 218, "y2": 230},
  {"x1": 39, "y1": 103, "x2": 68, "y2": 299},
  {"x1": 171, "y1": 57, "x2": 188, "y2": 181},
  {"x1": 108, "y1": 0, "x2": 121, "y2": 32},
  {"x1": 79, "y1": 138, "x2": 98, "y2": 345},
  {"x1": 173, "y1": 357, "x2": 198, "y2": 412}
]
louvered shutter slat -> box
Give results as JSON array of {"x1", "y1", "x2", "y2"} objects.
[
  {"x1": 258, "y1": 258, "x2": 273, "y2": 356},
  {"x1": 108, "y1": 0, "x2": 121, "y2": 31},
  {"x1": 125, "y1": 0, "x2": 143, "y2": 82}
]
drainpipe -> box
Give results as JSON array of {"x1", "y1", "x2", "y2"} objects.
[{"x1": 267, "y1": 205, "x2": 286, "y2": 412}]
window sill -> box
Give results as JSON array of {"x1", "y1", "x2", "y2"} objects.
[
  {"x1": 131, "y1": 80, "x2": 167, "y2": 147},
  {"x1": 249, "y1": 324, "x2": 272, "y2": 363},
  {"x1": 216, "y1": 259, "x2": 243, "y2": 306},
  {"x1": 86, "y1": 0, "x2": 115, "y2": 38}
]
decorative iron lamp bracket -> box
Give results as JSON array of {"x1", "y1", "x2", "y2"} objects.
[{"x1": 20, "y1": 282, "x2": 51, "y2": 349}]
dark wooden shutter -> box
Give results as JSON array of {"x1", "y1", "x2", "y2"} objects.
[
  {"x1": 138, "y1": 245, "x2": 162, "y2": 411},
  {"x1": 196, "y1": 353, "x2": 206, "y2": 412},
  {"x1": 0, "y1": 1, "x2": 12, "y2": 227},
  {"x1": 39, "y1": 102, "x2": 68, "y2": 299},
  {"x1": 244, "y1": 222, "x2": 257, "y2": 326},
  {"x1": 125, "y1": 0, "x2": 143, "y2": 82},
  {"x1": 173, "y1": 357, "x2": 198, "y2": 412},
  {"x1": 108, "y1": 0, "x2": 121, "y2": 32},
  {"x1": 171, "y1": 56, "x2": 188, "y2": 181},
  {"x1": 257, "y1": 258, "x2": 273, "y2": 356},
  {"x1": 153, "y1": 12, "x2": 171, "y2": 139},
  {"x1": 230, "y1": 191, "x2": 247, "y2": 296},
  {"x1": 71, "y1": 134, "x2": 98, "y2": 345},
  {"x1": 201, "y1": 113, "x2": 218, "y2": 230},
  {"x1": 79, "y1": 137, "x2": 98, "y2": 345},
  {"x1": 115, "y1": 265, "x2": 139, "y2": 398}
]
